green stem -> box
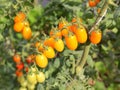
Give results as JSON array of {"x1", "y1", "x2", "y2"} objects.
[{"x1": 76, "y1": 0, "x2": 109, "y2": 73}]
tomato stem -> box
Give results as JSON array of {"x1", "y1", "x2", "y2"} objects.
[{"x1": 76, "y1": 0, "x2": 109, "y2": 74}]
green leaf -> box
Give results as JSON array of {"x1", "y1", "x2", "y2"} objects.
[
  {"x1": 95, "y1": 61, "x2": 106, "y2": 73},
  {"x1": 54, "y1": 58, "x2": 60, "y2": 68},
  {"x1": 87, "y1": 55, "x2": 94, "y2": 67}
]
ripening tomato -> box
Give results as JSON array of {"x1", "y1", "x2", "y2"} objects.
[
  {"x1": 35, "y1": 42, "x2": 44, "y2": 51},
  {"x1": 27, "y1": 72, "x2": 37, "y2": 84},
  {"x1": 65, "y1": 33, "x2": 78, "y2": 50},
  {"x1": 20, "y1": 80, "x2": 27, "y2": 87},
  {"x1": 13, "y1": 22, "x2": 24, "y2": 32},
  {"x1": 69, "y1": 24, "x2": 77, "y2": 33},
  {"x1": 89, "y1": 29, "x2": 102, "y2": 44},
  {"x1": 88, "y1": 0, "x2": 97, "y2": 7},
  {"x1": 22, "y1": 26, "x2": 32, "y2": 40},
  {"x1": 58, "y1": 18, "x2": 68, "y2": 30},
  {"x1": 72, "y1": 17, "x2": 82, "y2": 23},
  {"x1": 95, "y1": 0, "x2": 100, "y2": 4},
  {"x1": 49, "y1": 28, "x2": 62, "y2": 39},
  {"x1": 16, "y1": 62, "x2": 24, "y2": 70},
  {"x1": 27, "y1": 83, "x2": 36, "y2": 90},
  {"x1": 16, "y1": 70, "x2": 23, "y2": 77},
  {"x1": 44, "y1": 37, "x2": 55, "y2": 48},
  {"x1": 61, "y1": 28, "x2": 69, "y2": 37},
  {"x1": 35, "y1": 54, "x2": 48, "y2": 68},
  {"x1": 19, "y1": 87, "x2": 27, "y2": 90},
  {"x1": 74, "y1": 26, "x2": 88, "y2": 43},
  {"x1": 36, "y1": 71, "x2": 45, "y2": 83},
  {"x1": 43, "y1": 46, "x2": 55, "y2": 59},
  {"x1": 14, "y1": 12, "x2": 26, "y2": 23},
  {"x1": 13, "y1": 54, "x2": 21, "y2": 63},
  {"x1": 54, "y1": 38, "x2": 64, "y2": 52},
  {"x1": 26, "y1": 56, "x2": 33, "y2": 64}
]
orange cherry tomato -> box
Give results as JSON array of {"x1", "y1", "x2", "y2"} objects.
[
  {"x1": 43, "y1": 46, "x2": 55, "y2": 59},
  {"x1": 54, "y1": 38, "x2": 64, "y2": 52},
  {"x1": 22, "y1": 26, "x2": 32, "y2": 40},
  {"x1": 65, "y1": 33, "x2": 78, "y2": 50},
  {"x1": 61, "y1": 27, "x2": 69, "y2": 37},
  {"x1": 44, "y1": 37, "x2": 55, "y2": 48},
  {"x1": 89, "y1": 29, "x2": 102, "y2": 44},
  {"x1": 95, "y1": 0, "x2": 100, "y2": 4},
  {"x1": 88, "y1": 0, "x2": 97, "y2": 7},
  {"x1": 13, "y1": 22, "x2": 24, "y2": 32},
  {"x1": 35, "y1": 54, "x2": 48, "y2": 68},
  {"x1": 35, "y1": 42, "x2": 44, "y2": 51},
  {"x1": 69, "y1": 24, "x2": 77, "y2": 33},
  {"x1": 72, "y1": 17, "x2": 82, "y2": 23},
  {"x1": 58, "y1": 18, "x2": 68, "y2": 30},
  {"x1": 14, "y1": 12, "x2": 26, "y2": 23},
  {"x1": 74, "y1": 26, "x2": 88, "y2": 44},
  {"x1": 13, "y1": 54, "x2": 21, "y2": 63},
  {"x1": 49, "y1": 29, "x2": 62, "y2": 39},
  {"x1": 16, "y1": 70, "x2": 23, "y2": 77}
]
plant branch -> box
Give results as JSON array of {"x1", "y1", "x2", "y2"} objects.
[{"x1": 76, "y1": 0, "x2": 109, "y2": 73}]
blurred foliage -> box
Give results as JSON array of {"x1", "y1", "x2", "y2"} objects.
[{"x1": 0, "y1": 0, "x2": 120, "y2": 90}]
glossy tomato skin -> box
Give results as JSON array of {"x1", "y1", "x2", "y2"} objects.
[
  {"x1": 89, "y1": 30, "x2": 102, "y2": 44},
  {"x1": 89, "y1": 0, "x2": 96, "y2": 7},
  {"x1": 54, "y1": 39, "x2": 64, "y2": 52},
  {"x1": 22, "y1": 26, "x2": 32, "y2": 40},
  {"x1": 58, "y1": 19, "x2": 68, "y2": 30},
  {"x1": 35, "y1": 54, "x2": 48, "y2": 68},
  {"x1": 13, "y1": 54, "x2": 21, "y2": 63},
  {"x1": 14, "y1": 12, "x2": 26, "y2": 23},
  {"x1": 65, "y1": 34, "x2": 78, "y2": 50},
  {"x1": 43, "y1": 46, "x2": 55, "y2": 59},
  {"x1": 74, "y1": 26, "x2": 88, "y2": 44},
  {"x1": 36, "y1": 72, "x2": 45, "y2": 83},
  {"x1": 14, "y1": 22, "x2": 24, "y2": 32}
]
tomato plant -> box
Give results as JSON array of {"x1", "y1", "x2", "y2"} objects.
[{"x1": 0, "y1": 0, "x2": 120, "y2": 90}]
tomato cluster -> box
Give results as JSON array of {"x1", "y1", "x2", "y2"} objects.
[
  {"x1": 13, "y1": 12, "x2": 32, "y2": 40},
  {"x1": 88, "y1": 0, "x2": 101, "y2": 7},
  {"x1": 12, "y1": 12, "x2": 102, "y2": 89}
]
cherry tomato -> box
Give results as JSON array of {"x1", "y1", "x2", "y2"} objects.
[
  {"x1": 22, "y1": 26, "x2": 32, "y2": 40},
  {"x1": 13, "y1": 22, "x2": 24, "y2": 32},
  {"x1": 27, "y1": 83, "x2": 36, "y2": 90},
  {"x1": 44, "y1": 37, "x2": 55, "y2": 48},
  {"x1": 16, "y1": 62, "x2": 24, "y2": 70},
  {"x1": 54, "y1": 38, "x2": 64, "y2": 52},
  {"x1": 26, "y1": 56, "x2": 33, "y2": 64},
  {"x1": 35, "y1": 41, "x2": 44, "y2": 51},
  {"x1": 49, "y1": 28, "x2": 62, "y2": 39},
  {"x1": 35, "y1": 54, "x2": 48, "y2": 68},
  {"x1": 61, "y1": 28, "x2": 69, "y2": 37},
  {"x1": 95, "y1": 0, "x2": 100, "y2": 4},
  {"x1": 43, "y1": 46, "x2": 55, "y2": 59},
  {"x1": 89, "y1": 29, "x2": 102, "y2": 44},
  {"x1": 20, "y1": 80, "x2": 27, "y2": 87},
  {"x1": 74, "y1": 26, "x2": 88, "y2": 43},
  {"x1": 27, "y1": 72, "x2": 37, "y2": 84},
  {"x1": 36, "y1": 71, "x2": 45, "y2": 83},
  {"x1": 65, "y1": 33, "x2": 78, "y2": 50},
  {"x1": 15, "y1": 70, "x2": 23, "y2": 77},
  {"x1": 19, "y1": 87, "x2": 27, "y2": 90},
  {"x1": 14, "y1": 12, "x2": 26, "y2": 23},
  {"x1": 58, "y1": 18, "x2": 68, "y2": 30},
  {"x1": 88, "y1": 0, "x2": 97, "y2": 7},
  {"x1": 13, "y1": 54, "x2": 21, "y2": 63}
]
